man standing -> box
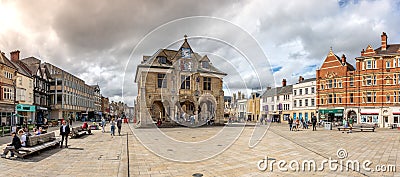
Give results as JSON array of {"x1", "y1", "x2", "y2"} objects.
[
  {"x1": 288, "y1": 117, "x2": 293, "y2": 131},
  {"x1": 1, "y1": 132, "x2": 21, "y2": 158},
  {"x1": 312, "y1": 116, "x2": 317, "y2": 131},
  {"x1": 117, "y1": 117, "x2": 122, "y2": 136},
  {"x1": 60, "y1": 121, "x2": 70, "y2": 148},
  {"x1": 101, "y1": 117, "x2": 106, "y2": 133}
]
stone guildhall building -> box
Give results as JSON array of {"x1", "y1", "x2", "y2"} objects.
[{"x1": 135, "y1": 36, "x2": 227, "y2": 126}]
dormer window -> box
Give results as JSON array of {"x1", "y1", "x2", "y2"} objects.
[
  {"x1": 201, "y1": 61, "x2": 209, "y2": 69},
  {"x1": 158, "y1": 56, "x2": 167, "y2": 64}
]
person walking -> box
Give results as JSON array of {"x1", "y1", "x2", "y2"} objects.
[
  {"x1": 348, "y1": 117, "x2": 354, "y2": 133},
  {"x1": 60, "y1": 120, "x2": 70, "y2": 148},
  {"x1": 117, "y1": 117, "x2": 122, "y2": 136},
  {"x1": 110, "y1": 118, "x2": 116, "y2": 136},
  {"x1": 295, "y1": 118, "x2": 300, "y2": 131},
  {"x1": 312, "y1": 116, "x2": 317, "y2": 131},
  {"x1": 101, "y1": 117, "x2": 106, "y2": 133},
  {"x1": 288, "y1": 117, "x2": 293, "y2": 131},
  {"x1": 1, "y1": 132, "x2": 21, "y2": 158}
]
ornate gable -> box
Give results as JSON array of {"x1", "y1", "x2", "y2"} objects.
[
  {"x1": 362, "y1": 45, "x2": 376, "y2": 56},
  {"x1": 319, "y1": 49, "x2": 343, "y2": 70}
]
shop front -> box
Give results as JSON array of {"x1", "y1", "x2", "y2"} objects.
[
  {"x1": 16, "y1": 104, "x2": 35, "y2": 126},
  {"x1": 319, "y1": 109, "x2": 344, "y2": 122},
  {"x1": 36, "y1": 106, "x2": 49, "y2": 125},
  {"x1": 360, "y1": 109, "x2": 379, "y2": 125},
  {"x1": 0, "y1": 104, "x2": 14, "y2": 126}
]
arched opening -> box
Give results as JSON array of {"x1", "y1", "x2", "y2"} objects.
[
  {"x1": 150, "y1": 101, "x2": 165, "y2": 122},
  {"x1": 347, "y1": 110, "x2": 357, "y2": 123}
]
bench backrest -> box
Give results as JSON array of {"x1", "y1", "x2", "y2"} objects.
[{"x1": 26, "y1": 132, "x2": 56, "y2": 147}]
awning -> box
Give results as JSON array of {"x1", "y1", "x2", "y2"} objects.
[
  {"x1": 319, "y1": 109, "x2": 343, "y2": 114},
  {"x1": 360, "y1": 109, "x2": 379, "y2": 115},
  {"x1": 393, "y1": 112, "x2": 400, "y2": 115},
  {"x1": 37, "y1": 106, "x2": 48, "y2": 110},
  {"x1": 16, "y1": 104, "x2": 35, "y2": 112}
]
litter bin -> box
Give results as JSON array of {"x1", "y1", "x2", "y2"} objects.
[{"x1": 324, "y1": 122, "x2": 332, "y2": 130}]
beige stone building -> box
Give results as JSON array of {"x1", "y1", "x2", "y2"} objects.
[{"x1": 135, "y1": 36, "x2": 227, "y2": 126}]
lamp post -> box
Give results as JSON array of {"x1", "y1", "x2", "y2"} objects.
[{"x1": 12, "y1": 79, "x2": 17, "y2": 132}]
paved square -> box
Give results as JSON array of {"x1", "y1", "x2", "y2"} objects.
[{"x1": 0, "y1": 123, "x2": 399, "y2": 177}]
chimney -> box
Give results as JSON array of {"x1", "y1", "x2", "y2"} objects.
[
  {"x1": 298, "y1": 76, "x2": 304, "y2": 83},
  {"x1": 282, "y1": 79, "x2": 287, "y2": 87},
  {"x1": 10, "y1": 50, "x2": 20, "y2": 62},
  {"x1": 341, "y1": 54, "x2": 346, "y2": 64},
  {"x1": 381, "y1": 32, "x2": 387, "y2": 51}
]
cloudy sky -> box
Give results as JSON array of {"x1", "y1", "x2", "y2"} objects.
[{"x1": 0, "y1": 0, "x2": 399, "y2": 106}]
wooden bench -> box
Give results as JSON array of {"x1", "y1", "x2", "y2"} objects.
[
  {"x1": 69, "y1": 127, "x2": 89, "y2": 138},
  {"x1": 9, "y1": 132, "x2": 61, "y2": 158},
  {"x1": 337, "y1": 126, "x2": 356, "y2": 131}
]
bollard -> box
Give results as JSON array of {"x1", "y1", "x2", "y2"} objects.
[{"x1": 127, "y1": 132, "x2": 130, "y2": 177}]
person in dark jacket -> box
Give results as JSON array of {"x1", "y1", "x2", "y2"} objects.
[
  {"x1": 1, "y1": 132, "x2": 22, "y2": 158},
  {"x1": 312, "y1": 116, "x2": 317, "y2": 131},
  {"x1": 60, "y1": 121, "x2": 70, "y2": 148},
  {"x1": 117, "y1": 118, "x2": 122, "y2": 136}
]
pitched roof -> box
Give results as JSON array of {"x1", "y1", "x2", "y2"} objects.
[
  {"x1": 11, "y1": 60, "x2": 32, "y2": 77},
  {"x1": 20, "y1": 57, "x2": 41, "y2": 75},
  {"x1": 137, "y1": 40, "x2": 227, "y2": 76},
  {"x1": 0, "y1": 52, "x2": 17, "y2": 69},
  {"x1": 375, "y1": 44, "x2": 400, "y2": 55}
]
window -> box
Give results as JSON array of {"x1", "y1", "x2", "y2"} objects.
[
  {"x1": 366, "y1": 92, "x2": 376, "y2": 103},
  {"x1": 334, "y1": 94, "x2": 337, "y2": 103},
  {"x1": 365, "y1": 76, "x2": 372, "y2": 86},
  {"x1": 328, "y1": 94, "x2": 333, "y2": 104},
  {"x1": 4, "y1": 71, "x2": 13, "y2": 79},
  {"x1": 311, "y1": 99, "x2": 315, "y2": 106},
  {"x1": 361, "y1": 115, "x2": 378, "y2": 123},
  {"x1": 334, "y1": 79, "x2": 337, "y2": 88},
  {"x1": 373, "y1": 75, "x2": 377, "y2": 85},
  {"x1": 395, "y1": 92, "x2": 398, "y2": 103},
  {"x1": 366, "y1": 60, "x2": 372, "y2": 69},
  {"x1": 338, "y1": 80, "x2": 342, "y2": 88},
  {"x1": 328, "y1": 80, "x2": 332, "y2": 88},
  {"x1": 321, "y1": 84, "x2": 324, "y2": 90},
  {"x1": 321, "y1": 98, "x2": 324, "y2": 105},
  {"x1": 350, "y1": 77, "x2": 354, "y2": 87},
  {"x1": 394, "y1": 116, "x2": 400, "y2": 124},
  {"x1": 201, "y1": 61, "x2": 209, "y2": 69},
  {"x1": 299, "y1": 89, "x2": 302, "y2": 95},
  {"x1": 180, "y1": 75, "x2": 190, "y2": 89},
  {"x1": 3, "y1": 87, "x2": 13, "y2": 100},
  {"x1": 350, "y1": 93, "x2": 354, "y2": 103},
  {"x1": 158, "y1": 56, "x2": 167, "y2": 64},
  {"x1": 387, "y1": 95, "x2": 391, "y2": 102},
  {"x1": 299, "y1": 100, "x2": 302, "y2": 107},
  {"x1": 294, "y1": 100, "x2": 297, "y2": 107},
  {"x1": 305, "y1": 99, "x2": 308, "y2": 106},
  {"x1": 398, "y1": 58, "x2": 400, "y2": 67},
  {"x1": 272, "y1": 105, "x2": 275, "y2": 111},
  {"x1": 157, "y1": 73, "x2": 167, "y2": 88},
  {"x1": 305, "y1": 88, "x2": 308, "y2": 94},
  {"x1": 386, "y1": 61, "x2": 391, "y2": 68},
  {"x1": 311, "y1": 87, "x2": 315, "y2": 93},
  {"x1": 338, "y1": 97, "x2": 342, "y2": 103},
  {"x1": 203, "y1": 77, "x2": 211, "y2": 90},
  {"x1": 294, "y1": 90, "x2": 297, "y2": 95},
  {"x1": 394, "y1": 59, "x2": 397, "y2": 68}
]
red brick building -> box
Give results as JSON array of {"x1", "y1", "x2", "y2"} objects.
[
  {"x1": 355, "y1": 32, "x2": 400, "y2": 128},
  {"x1": 316, "y1": 49, "x2": 355, "y2": 123},
  {"x1": 317, "y1": 32, "x2": 400, "y2": 128}
]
